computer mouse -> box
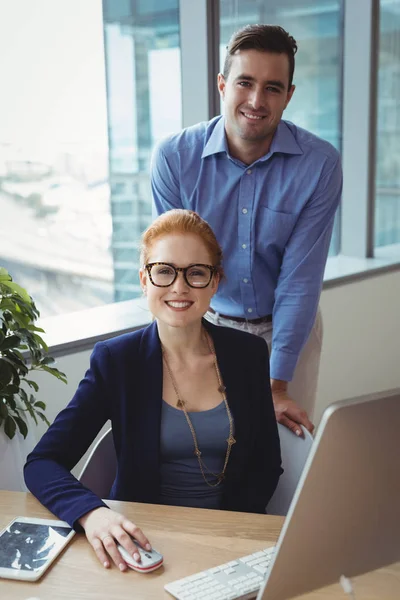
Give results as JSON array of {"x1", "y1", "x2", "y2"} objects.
[{"x1": 117, "y1": 540, "x2": 164, "y2": 573}]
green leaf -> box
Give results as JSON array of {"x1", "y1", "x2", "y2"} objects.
[
  {"x1": 3, "y1": 393, "x2": 17, "y2": 410},
  {"x1": 0, "y1": 270, "x2": 67, "y2": 437},
  {"x1": 23, "y1": 379, "x2": 39, "y2": 392},
  {"x1": 5, "y1": 311, "x2": 30, "y2": 330},
  {"x1": 5, "y1": 350, "x2": 27, "y2": 369},
  {"x1": 0, "y1": 281, "x2": 32, "y2": 304},
  {"x1": 40, "y1": 356, "x2": 55, "y2": 366},
  {"x1": 14, "y1": 416, "x2": 28, "y2": 439},
  {"x1": 9, "y1": 348, "x2": 25, "y2": 362},
  {"x1": 39, "y1": 364, "x2": 67, "y2": 383},
  {"x1": 4, "y1": 415, "x2": 16, "y2": 439},
  {"x1": 0, "y1": 334, "x2": 21, "y2": 350},
  {"x1": 0, "y1": 355, "x2": 28, "y2": 378},
  {"x1": 26, "y1": 324, "x2": 45, "y2": 333},
  {"x1": 0, "y1": 359, "x2": 14, "y2": 386},
  {"x1": 0, "y1": 297, "x2": 37, "y2": 323},
  {"x1": 0, "y1": 268, "x2": 12, "y2": 282},
  {"x1": 0, "y1": 399, "x2": 8, "y2": 418},
  {"x1": 32, "y1": 333, "x2": 48, "y2": 352},
  {"x1": 36, "y1": 411, "x2": 50, "y2": 426},
  {"x1": 3, "y1": 384, "x2": 19, "y2": 394},
  {"x1": 20, "y1": 392, "x2": 38, "y2": 425},
  {"x1": 19, "y1": 388, "x2": 28, "y2": 404}
]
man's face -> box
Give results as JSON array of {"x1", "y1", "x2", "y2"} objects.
[{"x1": 218, "y1": 49, "x2": 295, "y2": 146}]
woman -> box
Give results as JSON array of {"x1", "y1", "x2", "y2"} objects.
[{"x1": 24, "y1": 209, "x2": 282, "y2": 572}]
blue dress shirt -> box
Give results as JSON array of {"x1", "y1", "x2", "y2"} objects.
[{"x1": 151, "y1": 116, "x2": 342, "y2": 381}]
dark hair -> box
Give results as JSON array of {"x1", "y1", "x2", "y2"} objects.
[{"x1": 223, "y1": 24, "x2": 297, "y2": 89}]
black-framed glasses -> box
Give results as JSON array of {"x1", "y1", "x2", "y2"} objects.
[{"x1": 145, "y1": 262, "x2": 216, "y2": 288}]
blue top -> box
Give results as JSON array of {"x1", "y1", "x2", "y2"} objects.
[
  {"x1": 24, "y1": 320, "x2": 282, "y2": 530},
  {"x1": 159, "y1": 400, "x2": 229, "y2": 509},
  {"x1": 151, "y1": 116, "x2": 342, "y2": 381}
]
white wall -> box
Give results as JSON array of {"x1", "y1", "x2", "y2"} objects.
[
  {"x1": 19, "y1": 269, "x2": 400, "y2": 474},
  {"x1": 27, "y1": 348, "x2": 100, "y2": 477},
  {"x1": 315, "y1": 270, "x2": 400, "y2": 422}
]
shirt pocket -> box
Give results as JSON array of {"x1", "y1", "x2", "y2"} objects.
[{"x1": 256, "y1": 206, "x2": 297, "y2": 259}]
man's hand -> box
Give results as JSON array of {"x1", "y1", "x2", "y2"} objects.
[{"x1": 271, "y1": 379, "x2": 314, "y2": 437}]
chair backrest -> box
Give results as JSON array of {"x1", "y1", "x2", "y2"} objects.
[
  {"x1": 266, "y1": 423, "x2": 314, "y2": 516},
  {"x1": 78, "y1": 428, "x2": 117, "y2": 498}
]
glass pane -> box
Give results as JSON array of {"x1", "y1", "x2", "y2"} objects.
[
  {"x1": 219, "y1": 0, "x2": 343, "y2": 256},
  {"x1": 103, "y1": 0, "x2": 181, "y2": 301},
  {"x1": 0, "y1": 0, "x2": 113, "y2": 317},
  {"x1": 374, "y1": 0, "x2": 400, "y2": 248},
  {"x1": 0, "y1": 0, "x2": 181, "y2": 318}
]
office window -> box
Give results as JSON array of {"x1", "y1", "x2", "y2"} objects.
[
  {"x1": 0, "y1": 0, "x2": 113, "y2": 318},
  {"x1": 374, "y1": 0, "x2": 400, "y2": 248},
  {"x1": 0, "y1": 0, "x2": 181, "y2": 318},
  {"x1": 103, "y1": 0, "x2": 181, "y2": 303},
  {"x1": 219, "y1": 0, "x2": 343, "y2": 255}
]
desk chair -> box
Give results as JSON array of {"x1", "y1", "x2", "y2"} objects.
[
  {"x1": 266, "y1": 423, "x2": 314, "y2": 516},
  {"x1": 78, "y1": 428, "x2": 116, "y2": 498},
  {"x1": 78, "y1": 423, "x2": 313, "y2": 512}
]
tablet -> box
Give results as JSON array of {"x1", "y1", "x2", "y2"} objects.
[{"x1": 0, "y1": 516, "x2": 75, "y2": 581}]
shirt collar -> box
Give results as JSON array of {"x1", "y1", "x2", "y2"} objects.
[
  {"x1": 201, "y1": 117, "x2": 303, "y2": 160},
  {"x1": 269, "y1": 120, "x2": 303, "y2": 157},
  {"x1": 201, "y1": 117, "x2": 228, "y2": 158}
]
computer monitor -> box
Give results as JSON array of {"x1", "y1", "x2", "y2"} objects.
[{"x1": 259, "y1": 388, "x2": 400, "y2": 600}]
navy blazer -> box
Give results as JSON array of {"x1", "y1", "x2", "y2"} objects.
[{"x1": 24, "y1": 320, "x2": 282, "y2": 530}]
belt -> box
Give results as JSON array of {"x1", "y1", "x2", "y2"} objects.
[{"x1": 208, "y1": 307, "x2": 272, "y2": 325}]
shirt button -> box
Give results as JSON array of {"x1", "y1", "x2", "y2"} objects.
[
  {"x1": 242, "y1": 208, "x2": 248, "y2": 214},
  {"x1": 247, "y1": 169, "x2": 252, "y2": 175},
  {"x1": 243, "y1": 278, "x2": 248, "y2": 283},
  {"x1": 242, "y1": 244, "x2": 247, "y2": 249},
  {"x1": 247, "y1": 308, "x2": 253, "y2": 314}
]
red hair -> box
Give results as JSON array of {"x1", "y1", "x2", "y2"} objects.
[{"x1": 140, "y1": 209, "x2": 224, "y2": 278}]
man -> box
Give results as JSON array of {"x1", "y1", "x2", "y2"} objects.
[{"x1": 151, "y1": 24, "x2": 342, "y2": 436}]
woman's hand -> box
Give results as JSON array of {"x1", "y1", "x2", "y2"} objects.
[{"x1": 78, "y1": 506, "x2": 152, "y2": 571}]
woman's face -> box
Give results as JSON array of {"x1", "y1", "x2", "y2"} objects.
[{"x1": 139, "y1": 233, "x2": 219, "y2": 328}]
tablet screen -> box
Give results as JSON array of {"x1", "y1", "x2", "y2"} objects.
[{"x1": 0, "y1": 521, "x2": 72, "y2": 572}]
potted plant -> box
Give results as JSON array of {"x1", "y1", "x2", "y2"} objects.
[{"x1": 0, "y1": 267, "x2": 67, "y2": 490}]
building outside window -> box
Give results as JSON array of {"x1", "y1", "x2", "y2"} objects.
[
  {"x1": 0, "y1": 0, "x2": 112, "y2": 317},
  {"x1": 102, "y1": 0, "x2": 181, "y2": 302},
  {"x1": 1, "y1": 0, "x2": 398, "y2": 322},
  {"x1": 0, "y1": 0, "x2": 181, "y2": 317},
  {"x1": 374, "y1": 0, "x2": 400, "y2": 249}
]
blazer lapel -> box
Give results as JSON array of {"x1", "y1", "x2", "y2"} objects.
[
  {"x1": 137, "y1": 321, "x2": 163, "y2": 483},
  {"x1": 203, "y1": 320, "x2": 252, "y2": 471}
]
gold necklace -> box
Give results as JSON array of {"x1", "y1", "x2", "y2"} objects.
[{"x1": 161, "y1": 330, "x2": 236, "y2": 488}]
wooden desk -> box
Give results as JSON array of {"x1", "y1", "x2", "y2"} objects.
[{"x1": 0, "y1": 491, "x2": 399, "y2": 599}]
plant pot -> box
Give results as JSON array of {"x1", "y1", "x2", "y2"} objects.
[{"x1": 0, "y1": 429, "x2": 37, "y2": 492}]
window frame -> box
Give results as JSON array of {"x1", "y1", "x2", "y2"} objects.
[{"x1": 38, "y1": 0, "x2": 400, "y2": 354}]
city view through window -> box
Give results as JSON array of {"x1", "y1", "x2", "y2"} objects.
[
  {"x1": 1, "y1": 1, "x2": 399, "y2": 320},
  {"x1": 0, "y1": 0, "x2": 181, "y2": 318},
  {"x1": 0, "y1": 1, "x2": 112, "y2": 317}
]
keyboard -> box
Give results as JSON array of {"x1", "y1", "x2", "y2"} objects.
[{"x1": 165, "y1": 546, "x2": 275, "y2": 600}]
